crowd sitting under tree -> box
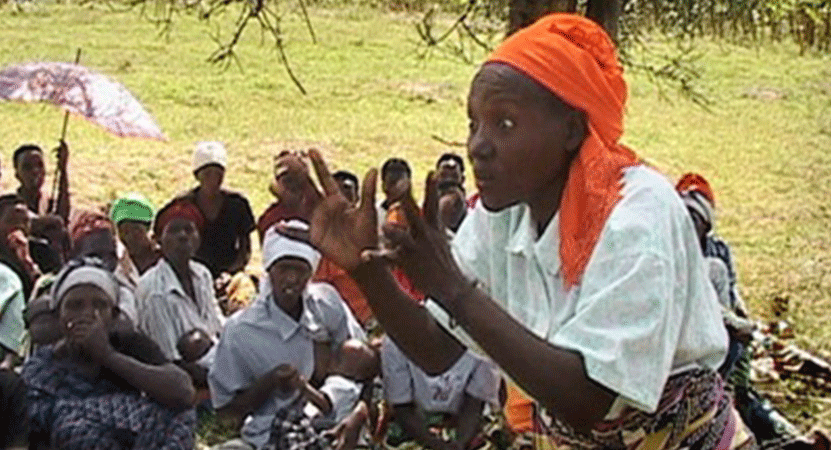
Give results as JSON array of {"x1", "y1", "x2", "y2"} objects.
[{"x1": 1, "y1": 14, "x2": 830, "y2": 450}]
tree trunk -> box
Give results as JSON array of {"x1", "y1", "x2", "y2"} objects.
[
  {"x1": 507, "y1": 0, "x2": 575, "y2": 36},
  {"x1": 506, "y1": 0, "x2": 621, "y2": 43},
  {"x1": 586, "y1": 0, "x2": 621, "y2": 42}
]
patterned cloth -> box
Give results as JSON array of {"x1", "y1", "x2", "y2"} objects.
[
  {"x1": 21, "y1": 345, "x2": 196, "y2": 450},
  {"x1": 542, "y1": 369, "x2": 754, "y2": 450},
  {"x1": 263, "y1": 398, "x2": 330, "y2": 450}
]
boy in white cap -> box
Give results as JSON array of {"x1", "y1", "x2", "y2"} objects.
[
  {"x1": 208, "y1": 221, "x2": 364, "y2": 450},
  {"x1": 184, "y1": 141, "x2": 256, "y2": 281}
]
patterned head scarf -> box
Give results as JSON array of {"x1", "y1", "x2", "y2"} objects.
[
  {"x1": 486, "y1": 13, "x2": 639, "y2": 288},
  {"x1": 154, "y1": 199, "x2": 205, "y2": 237},
  {"x1": 70, "y1": 211, "x2": 114, "y2": 247}
]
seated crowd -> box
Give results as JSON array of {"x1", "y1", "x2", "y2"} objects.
[{"x1": 0, "y1": 138, "x2": 807, "y2": 450}]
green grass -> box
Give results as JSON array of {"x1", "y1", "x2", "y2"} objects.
[{"x1": 1, "y1": 1, "x2": 831, "y2": 432}]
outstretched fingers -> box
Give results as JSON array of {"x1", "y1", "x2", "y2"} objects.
[
  {"x1": 357, "y1": 169, "x2": 378, "y2": 219},
  {"x1": 422, "y1": 170, "x2": 440, "y2": 230},
  {"x1": 308, "y1": 148, "x2": 342, "y2": 197}
]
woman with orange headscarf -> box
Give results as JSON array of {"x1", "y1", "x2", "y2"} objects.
[{"x1": 288, "y1": 13, "x2": 753, "y2": 450}]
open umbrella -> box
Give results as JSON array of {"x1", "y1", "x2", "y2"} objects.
[{"x1": 0, "y1": 62, "x2": 167, "y2": 141}]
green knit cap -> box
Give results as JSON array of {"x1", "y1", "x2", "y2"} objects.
[{"x1": 110, "y1": 193, "x2": 155, "y2": 225}]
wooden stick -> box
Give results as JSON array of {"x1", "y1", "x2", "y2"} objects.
[
  {"x1": 50, "y1": 47, "x2": 81, "y2": 214},
  {"x1": 59, "y1": 48, "x2": 82, "y2": 141}
]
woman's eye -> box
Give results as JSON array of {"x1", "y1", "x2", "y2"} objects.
[{"x1": 500, "y1": 118, "x2": 515, "y2": 129}]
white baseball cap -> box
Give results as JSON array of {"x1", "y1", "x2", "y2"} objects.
[{"x1": 193, "y1": 141, "x2": 227, "y2": 173}]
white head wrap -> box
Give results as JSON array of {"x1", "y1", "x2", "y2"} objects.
[
  {"x1": 262, "y1": 220, "x2": 321, "y2": 273},
  {"x1": 681, "y1": 190, "x2": 715, "y2": 230},
  {"x1": 50, "y1": 265, "x2": 119, "y2": 310},
  {"x1": 192, "y1": 141, "x2": 228, "y2": 173}
]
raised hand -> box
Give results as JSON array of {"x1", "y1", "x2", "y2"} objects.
[
  {"x1": 302, "y1": 149, "x2": 379, "y2": 271},
  {"x1": 55, "y1": 140, "x2": 69, "y2": 171},
  {"x1": 7, "y1": 229, "x2": 40, "y2": 279}
]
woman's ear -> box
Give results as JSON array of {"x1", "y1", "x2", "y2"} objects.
[{"x1": 565, "y1": 109, "x2": 588, "y2": 155}]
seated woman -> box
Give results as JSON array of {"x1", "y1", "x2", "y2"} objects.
[
  {"x1": 109, "y1": 193, "x2": 161, "y2": 292},
  {"x1": 20, "y1": 258, "x2": 196, "y2": 450},
  {"x1": 137, "y1": 199, "x2": 224, "y2": 363}
]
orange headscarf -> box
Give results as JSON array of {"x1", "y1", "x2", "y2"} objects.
[
  {"x1": 487, "y1": 14, "x2": 639, "y2": 288},
  {"x1": 676, "y1": 173, "x2": 715, "y2": 206}
]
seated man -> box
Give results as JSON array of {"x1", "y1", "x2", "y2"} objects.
[
  {"x1": 381, "y1": 336, "x2": 500, "y2": 450},
  {"x1": 377, "y1": 158, "x2": 412, "y2": 225},
  {"x1": 136, "y1": 200, "x2": 224, "y2": 362},
  {"x1": 0, "y1": 194, "x2": 61, "y2": 298},
  {"x1": 435, "y1": 152, "x2": 465, "y2": 192},
  {"x1": 13, "y1": 142, "x2": 69, "y2": 221},
  {"x1": 208, "y1": 221, "x2": 364, "y2": 450},
  {"x1": 110, "y1": 193, "x2": 161, "y2": 291},
  {"x1": 436, "y1": 152, "x2": 480, "y2": 209},
  {"x1": 168, "y1": 142, "x2": 256, "y2": 279},
  {"x1": 0, "y1": 194, "x2": 41, "y2": 298},
  {"x1": 257, "y1": 151, "x2": 320, "y2": 243}
]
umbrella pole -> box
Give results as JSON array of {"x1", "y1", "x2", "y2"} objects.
[{"x1": 50, "y1": 47, "x2": 81, "y2": 214}]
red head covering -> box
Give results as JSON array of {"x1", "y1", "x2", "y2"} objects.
[
  {"x1": 70, "y1": 211, "x2": 114, "y2": 246},
  {"x1": 487, "y1": 13, "x2": 639, "y2": 288},
  {"x1": 676, "y1": 173, "x2": 715, "y2": 206},
  {"x1": 154, "y1": 200, "x2": 205, "y2": 237}
]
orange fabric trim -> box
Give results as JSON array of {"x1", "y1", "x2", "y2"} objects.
[
  {"x1": 487, "y1": 13, "x2": 638, "y2": 288},
  {"x1": 504, "y1": 383, "x2": 536, "y2": 433},
  {"x1": 676, "y1": 173, "x2": 715, "y2": 206}
]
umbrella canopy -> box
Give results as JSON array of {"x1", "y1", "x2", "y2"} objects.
[{"x1": 0, "y1": 62, "x2": 166, "y2": 141}]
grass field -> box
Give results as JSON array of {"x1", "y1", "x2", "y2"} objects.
[{"x1": 1, "y1": 0, "x2": 830, "y2": 434}]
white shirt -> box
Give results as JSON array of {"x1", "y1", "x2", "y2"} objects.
[
  {"x1": 209, "y1": 282, "x2": 365, "y2": 450},
  {"x1": 381, "y1": 336, "x2": 500, "y2": 414},
  {"x1": 427, "y1": 165, "x2": 728, "y2": 413},
  {"x1": 307, "y1": 374, "x2": 362, "y2": 423},
  {"x1": 135, "y1": 258, "x2": 225, "y2": 360}
]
